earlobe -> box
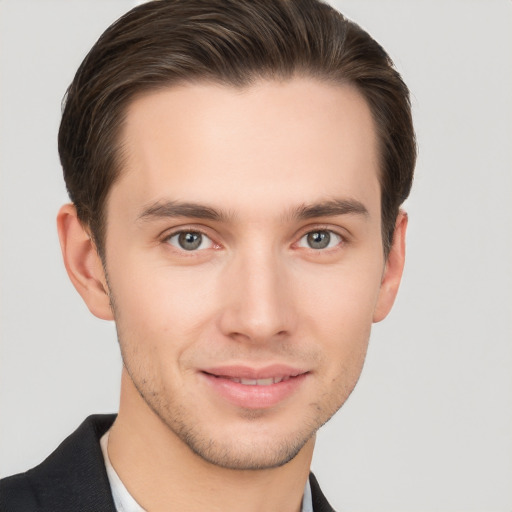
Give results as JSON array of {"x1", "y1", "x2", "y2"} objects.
[
  {"x1": 373, "y1": 210, "x2": 408, "y2": 323},
  {"x1": 57, "y1": 204, "x2": 114, "y2": 321}
]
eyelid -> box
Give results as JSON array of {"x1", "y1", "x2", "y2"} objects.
[
  {"x1": 160, "y1": 223, "x2": 213, "y2": 239},
  {"x1": 298, "y1": 230, "x2": 342, "y2": 249},
  {"x1": 294, "y1": 223, "x2": 348, "y2": 241},
  {"x1": 161, "y1": 225, "x2": 220, "y2": 251},
  {"x1": 158, "y1": 223, "x2": 348, "y2": 252}
]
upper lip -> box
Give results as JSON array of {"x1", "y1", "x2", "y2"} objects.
[{"x1": 201, "y1": 364, "x2": 308, "y2": 380}]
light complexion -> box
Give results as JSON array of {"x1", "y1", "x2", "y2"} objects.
[{"x1": 57, "y1": 78, "x2": 407, "y2": 512}]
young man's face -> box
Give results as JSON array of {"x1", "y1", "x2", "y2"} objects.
[{"x1": 75, "y1": 78, "x2": 405, "y2": 470}]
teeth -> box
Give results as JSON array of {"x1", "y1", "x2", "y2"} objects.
[
  {"x1": 255, "y1": 378, "x2": 274, "y2": 386},
  {"x1": 216, "y1": 373, "x2": 301, "y2": 385},
  {"x1": 240, "y1": 378, "x2": 259, "y2": 385},
  {"x1": 230, "y1": 377, "x2": 288, "y2": 386}
]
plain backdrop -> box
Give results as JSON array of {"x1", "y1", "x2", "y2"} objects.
[{"x1": 1, "y1": 1, "x2": 511, "y2": 511}]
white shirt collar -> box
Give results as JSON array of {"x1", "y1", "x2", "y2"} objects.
[{"x1": 100, "y1": 431, "x2": 145, "y2": 512}]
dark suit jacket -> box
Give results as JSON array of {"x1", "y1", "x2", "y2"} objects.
[{"x1": 0, "y1": 414, "x2": 335, "y2": 512}]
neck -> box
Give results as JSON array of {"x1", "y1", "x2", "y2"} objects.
[{"x1": 107, "y1": 369, "x2": 314, "y2": 512}]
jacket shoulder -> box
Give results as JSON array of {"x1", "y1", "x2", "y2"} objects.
[
  {"x1": 0, "y1": 472, "x2": 40, "y2": 512},
  {"x1": 0, "y1": 414, "x2": 117, "y2": 512}
]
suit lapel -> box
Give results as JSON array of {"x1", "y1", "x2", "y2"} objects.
[
  {"x1": 310, "y1": 472, "x2": 337, "y2": 512},
  {"x1": 19, "y1": 414, "x2": 117, "y2": 511}
]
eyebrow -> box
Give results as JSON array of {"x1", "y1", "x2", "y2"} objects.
[
  {"x1": 291, "y1": 198, "x2": 369, "y2": 221},
  {"x1": 137, "y1": 201, "x2": 228, "y2": 222},
  {"x1": 137, "y1": 198, "x2": 369, "y2": 223}
]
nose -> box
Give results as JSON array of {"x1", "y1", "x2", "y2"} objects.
[{"x1": 217, "y1": 247, "x2": 297, "y2": 344}]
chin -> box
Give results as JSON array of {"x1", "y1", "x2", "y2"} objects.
[
  {"x1": 175, "y1": 424, "x2": 315, "y2": 470},
  {"x1": 149, "y1": 395, "x2": 327, "y2": 470}
]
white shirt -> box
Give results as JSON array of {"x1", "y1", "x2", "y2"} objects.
[{"x1": 100, "y1": 431, "x2": 314, "y2": 512}]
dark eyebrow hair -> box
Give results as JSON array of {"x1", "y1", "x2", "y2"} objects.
[
  {"x1": 137, "y1": 198, "x2": 368, "y2": 224},
  {"x1": 291, "y1": 199, "x2": 369, "y2": 220},
  {"x1": 137, "y1": 201, "x2": 228, "y2": 222}
]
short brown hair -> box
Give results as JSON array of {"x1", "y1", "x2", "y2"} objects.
[{"x1": 58, "y1": 0, "x2": 416, "y2": 257}]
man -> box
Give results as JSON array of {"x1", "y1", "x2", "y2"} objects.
[{"x1": 0, "y1": 0, "x2": 415, "y2": 510}]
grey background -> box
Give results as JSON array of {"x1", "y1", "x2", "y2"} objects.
[{"x1": 1, "y1": 1, "x2": 511, "y2": 510}]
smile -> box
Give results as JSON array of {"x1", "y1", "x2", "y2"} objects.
[
  {"x1": 200, "y1": 365, "x2": 309, "y2": 408},
  {"x1": 210, "y1": 375, "x2": 294, "y2": 386},
  {"x1": 229, "y1": 377, "x2": 290, "y2": 386}
]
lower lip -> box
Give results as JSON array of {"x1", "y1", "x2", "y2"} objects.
[{"x1": 201, "y1": 372, "x2": 308, "y2": 409}]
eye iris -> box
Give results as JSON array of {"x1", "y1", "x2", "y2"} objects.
[
  {"x1": 307, "y1": 231, "x2": 330, "y2": 249},
  {"x1": 178, "y1": 232, "x2": 202, "y2": 250}
]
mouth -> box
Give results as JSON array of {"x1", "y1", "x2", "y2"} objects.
[
  {"x1": 201, "y1": 364, "x2": 307, "y2": 383},
  {"x1": 199, "y1": 365, "x2": 309, "y2": 409},
  {"x1": 203, "y1": 373, "x2": 301, "y2": 386}
]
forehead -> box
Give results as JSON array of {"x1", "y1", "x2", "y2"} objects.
[{"x1": 112, "y1": 78, "x2": 380, "y2": 221}]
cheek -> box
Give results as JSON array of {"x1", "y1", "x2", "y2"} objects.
[
  {"x1": 298, "y1": 261, "x2": 383, "y2": 331},
  {"x1": 295, "y1": 261, "x2": 381, "y2": 377},
  {"x1": 108, "y1": 258, "x2": 221, "y2": 353},
  {"x1": 311, "y1": 285, "x2": 374, "y2": 407}
]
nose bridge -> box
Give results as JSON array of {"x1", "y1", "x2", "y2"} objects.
[{"x1": 219, "y1": 241, "x2": 295, "y2": 342}]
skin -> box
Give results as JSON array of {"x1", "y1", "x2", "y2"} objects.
[{"x1": 57, "y1": 78, "x2": 407, "y2": 512}]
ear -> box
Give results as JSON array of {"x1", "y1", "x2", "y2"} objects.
[
  {"x1": 373, "y1": 210, "x2": 408, "y2": 323},
  {"x1": 57, "y1": 204, "x2": 114, "y2": 320}
]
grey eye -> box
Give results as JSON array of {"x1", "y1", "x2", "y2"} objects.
[
  {"x1": 178, "y1": 232, "x2": 202, "y2": 250},
  {"x1": 307, "y1": 231, "x2": 330, "y2": 249},
  {"x1": 167, "y1": 231, "x2": 213, "y2": 251},
  {"x1": 298, "y1": 230, "x2": 342, "y2": 250}
]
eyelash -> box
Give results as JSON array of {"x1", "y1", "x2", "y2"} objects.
[
  {"x1": 163, "y1": 228, "x2": 217, "y2": 253},
  {"x1": 293, "y1": 224, "x2": 347, "y2": 252},
  {"x1": 161, "y1": 226, "x2": 347, "y2": 253},
  {"x1": 296, "y1": 229, "x2": 344, "y2": 251}
]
